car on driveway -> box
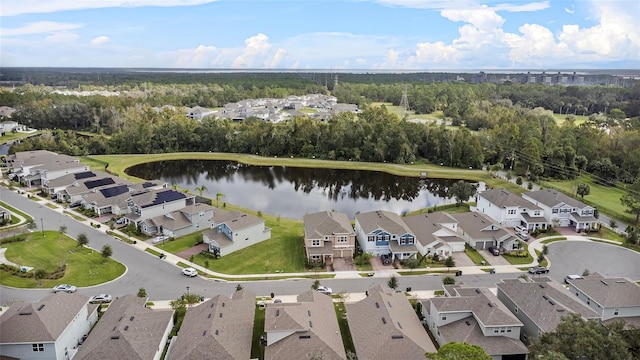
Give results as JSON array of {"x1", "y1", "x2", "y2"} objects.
[
  {"x1": 488, "y1": 246, "x2": 500, "y2": 256},
  {"x1": 565, "y1": 274, "x2": 583, "y2": 283},
  {"x1": 152, "y1": 235, "x2": 168, "y2": 244},
  {"x1": 315, "y1": 286, "x2": 332, "y2": 295},
  {"x1": 528, "y1": 266, "x2": 549, "y2": 274},
  {"x1": 89, "y1": 294, "x2": 113, "y2": 304},
  {"x1": 381, "y1": 253, "x2": 392, "y2": 265},
  {"x1": 182, "y1": 267, "x2": 198, "y2": 277},
  {"x1": 52, "y1": 284, "x2": 77, "y2": 293},
  {"x1": 516, "y1": 232, "x2": 529, "y2": 241}
]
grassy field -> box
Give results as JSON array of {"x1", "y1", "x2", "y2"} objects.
[
  {"x1": 552, "y1": 113, "x2": 589, "y2": 126},
  {"x1": 464, "y1": 244, "x2": 489, "y2": 266},
  {"x1": 502, "y1": 244, "x2": 534, "y2": 265},
  {"x1": 370, "y1": 102, "x2": 444, "y2": 121},
  {"x1": 1, "y1": 232, "x2": 126, "y2": 288},
  {"x1": 0, "y1": 200, "x2": 33, "y2": 222}
]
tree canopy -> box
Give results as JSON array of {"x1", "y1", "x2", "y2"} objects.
[{"x1": 425, "y1": 342, "x2": 492, "y2": 360}]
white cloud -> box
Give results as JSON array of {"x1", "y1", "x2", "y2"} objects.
[
  {"x1": 90, "y1": 36, "x2": 110, "y2": 45},
  {"x1": 1, "y1": 0, "x2": 219, "y2": 16},
  {"x1": 265, "y1": 48, "x2": 287, "y2": 68},
  {"x1": 0, "y1": 21, "x2": 82, "y2": 36},
  {"x1": 45, "y1": 32, "x2": 79, "y2": 43},
  {"x1": 174, "y1": 45, "x2": 219, "y2": 68},
  {"x1": 232, "y1": 33, "x2": 273, "y2": 68},
  {"x1": 564, "y1": 4, "x2": 575, "y2": 14},
  {"x1": 441, "y1": 6, "x2": 505, "y2": 31},
  {"x1": 355, "y1": 58, "x2": 367, "y2": 65},
  {"x1": 376, "y1": 0, "x2": 549, "y2": 12}
]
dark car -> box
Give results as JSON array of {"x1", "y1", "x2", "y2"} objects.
[
  {"x1": 381, "y1": 253, "x2": 392, "y2": 265},
  {"x1": 488, "y1": 246, "x2": 500, "y2": 256},
  {"x1": 528, "y1": 266, "x2": 549, "y2": 274}
]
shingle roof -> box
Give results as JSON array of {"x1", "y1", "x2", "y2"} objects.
[
  {"x1": 428, "y1": 288, "x2": 521, "y2": 327},
  {"x1": 497, "y1": 278, "x2": 600, "y2": 332},
  {"x1": 214, "y1": 209, "x2": 263, "y2": 231},
  {"x1": 74, "y1": 295, "x2": 173, "y2": 360},
  {"x1": 304, "y1": 211, "x2": 354, "y2": 240},
  {"x1": 479, "y1": 188, "x2": 541, "y2": 210},
  {"x1": 437, "y1": 316, "x2": 528, "y2": 356},
  {"x1": 403, "y1": 212, "x2": 459, "y2": 247},
  {"x1": 169, "y1": 289, "x2": 256, "y2": 360},
  {"x1": 451, "y1": 212, "x2": 512, "y2": 241},
  {"x1": 569, "y1": 275, "x2": 640, "y2": 308},
  {"x1": 355, "y1": 210, "x2": 413, "y2": 236},
  {"x1": 0, "y1": 292, "x2": 90, "y2": 343},
  {"x1": 347, "y1": 285, "x2": 436, "y2": 360},
  {"x1": 264, "y1": 291, "x2": 346, "y2": 360},
  {"x1": 524, "y1": 189, "x2": 590, "y2": 209}
]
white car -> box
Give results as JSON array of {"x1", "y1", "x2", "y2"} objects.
[
  {"x1": 152, "y1": 236, "x2": 168, "y2": 244},
  {"x1": 52, "y1": 284, "x2": 77, "y2": 293},
  {"x1": 182, "y1": 267, "x2": 198, "y2": 277},
  {"x1": 89, "y1": 294, "x2": 113, "y2": 304},
  {"x1": 315, "y1": 286, "x2": 332, "y2": 295}
]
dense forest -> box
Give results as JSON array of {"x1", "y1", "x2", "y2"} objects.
[{"x1": 1, "y1": 70, "x2": 639, "y2": 185}]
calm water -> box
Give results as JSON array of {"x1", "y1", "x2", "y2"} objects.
[{"x1": 126, "y1": 160, "x2": 477, "y2": 219}]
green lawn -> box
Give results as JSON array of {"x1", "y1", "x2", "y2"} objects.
[
  {"x1": 156, "y1": 232, "x2": 203, "y2": 253},
  {"x1": 1, "y1": 232, "x2": 126, "y2": 288},
  {"x1": 0, "y1": 200, "x2": 33, "y2": 222},
  {"x1": 552, "y1": 113, "x2": 589, "y2": 126},
  {"x1": 541, "y1": 237, "x2": 566, "y2": 244},
  {"x1": 251, "y1": 305, "x2": 266, "y2": 360},
  {"x1": 464, "y1": 244, "x2": 489, "y2": 266},
  {"x1": 502, "y1": 243, "x2": 534, "y2": 265},
  {"x1": 334, "y1": 302, "x2": 356, "y2": 356}
]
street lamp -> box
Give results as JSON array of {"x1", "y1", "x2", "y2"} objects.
[
  {"x1": 40, "y1": 218, "x2": 44, "y2": 236},
  {"x1": 186, "y1": 286, "x2": 190, "y2": 307}
]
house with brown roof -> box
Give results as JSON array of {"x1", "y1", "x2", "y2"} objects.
[
  {"x1": 496, "y1": 277, "x2": 600, "y2": 345},
  {"x1": 424, "y1": 286, "x2": 528, "y2": 360},
  {"x1": 74, "y1": 295, "x2": 173, "y2": 360},
  {"x1": 403, "y1": 212, "x2": 466, "y2": 258},
  {"x1": 566, "y1": 273, "x2": 640, "y2": 326},
  {"x1": 263, "y1": 290, "x2": 346, "y2": 360},
  {"x1": 347, "y1": 285, "x2": 436, "y2": 360},
  {"x1": 451, "y1": 212, "x2": 521, "y2": 252},
  {"x1": 202, "y1": 208, "x2": 271, "y2": 257},
  {"x1": 354, "y1": 210, "x2": 418, "y2": 262},
  {"x1": 477, "y1": 188, "x2": 548, "y2": 231},
  {"x1": 0, "y1": 292, "x2": 98, "y2": 360},
  {"x1": 167, "y1": 289, "x2": 256, "y2": 360},
  {"x1": 522, "y1": 189, "x2": 597, "y2": 231},
  {"x1": 303, "y1": 211, "x2": 356, "y2": 263}
]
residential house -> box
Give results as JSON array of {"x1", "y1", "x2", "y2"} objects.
[
  {"x1": 522, "y1": 189, "x2": 598, "y2": 231},
  {"x1": 0, "y1": 292, "x2": 99, "y2": 360},
  {"x1": 74, "y1": 295, "x2": 173, "y2": 360},
  {"x1": 125, "y1": 188, "x2": 191, "y2": 228},
  {"x1": 202, "y1": 209, "x2": 271, "y2": 257},
  {"x1": 496, "y1": 277, "x2": 600, "y2": 345},
  {"x1": 477, "y1": 188, "x2": 548, "y2": 231},
  {"x1": 354, "y1": 210, "x2": 418, "y2": 261},
  {"x1": 566, "y1": 273, "x2": 640, "y2": 326},
  {"x1": 451, "y1": 212, "x2": 521, "y2": 252},
  {"x1": 186, "y1": 106, "x2": 217, "y2": 121},
  {"x1": 303, "y1": 211, "x2": 356, "y2": 263},
  {"x1": 140, "y1": 202, "x2": 215, "y2": 238},
  {"x1": 0, "y1": 205, "x2": 11, "y2": 222},
  {"x1": 167, "y1": 289, "x2": 256, "y2": 360},
  {"x1": 424, "y1": 286, "x2": 528, "y2": 360},
  {"x1": 347, "y1": 285, "x2": 436, "y2": 360},
  {"x1": 43, "y1": 170, "x2": 127, "y2": 203},
  {"x1": 81, "y1": 183, "x2": 136, "y2": 217},
  {"x1": 0, "y1": 121, "x2": 27, "y2": 135},
  {"x1": 264, "y1": 290, "x2": 346, "y2": 360},
  {"x1": 5, "y1": 150, "x2": 89, "y2": 187},
  {"x1": 403, "y1": 212, "x2": 466, "y2": 258}
]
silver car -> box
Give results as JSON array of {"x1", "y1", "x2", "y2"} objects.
[
  {"x1": 52, "y1": 284, "x2": 77, "y2": 293},
  {"x1": 89, "y1": 294, "x2": 113, "y2": 304}
]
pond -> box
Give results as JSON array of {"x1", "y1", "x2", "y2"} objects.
[{"x1": 126, "y1": 160, "x2": 480, "y2": 219}]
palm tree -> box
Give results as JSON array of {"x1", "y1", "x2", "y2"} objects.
[
  {"x1": 195, "y1": 185, "x2": 208, "y2": 198},
  {"x1": 216, "y1": 192, "x2": 225, "y2": 208}
]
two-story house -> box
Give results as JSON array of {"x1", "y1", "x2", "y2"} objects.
[
  {"x1": 451, "y1": 212, "x2": 520, "y2": 252},
  {"x1": 5, "y1": 150, "x2": 89, "y2": 187},
  {"x1": 477, "y1": 188, "x2": 548, "y2": 231},
  {"x1": 74, "y1": 295, "x2": 174, "y2": 360},
  {"x1": 424, "y1": 286, "x2": 528, "y2": 360},
  {"x1": 140, "y1": 202, "x2": 215, "y2": 238},
  {"x1": 0, "y1": 292, "x2": 98, "y2": 360},
  {"x1": 566, "y1": 273, "x2": 640, "y2": 326},
  {"x1": 403, "y1": 212, "x2": 466, "y2": 258},
  {"x1": 303, "y1": 211, "x2": 356, "y2": 264},
  {"x1": 497, "y1": 277, "x2": 600, "y2": 345},
  {"x1": 522, "y1": 189, "x2": 597, "y2": 231},
  {"x1": 125, "y1": 188, "x2": 191, "y2": 228},
  {"x1": 202, "y1": 209, "x2": 271, "y2": 257},
  {"x1": 264, "y1": 290, "x2": 346, "y2": 360},
  {"x1": 354, "y1": 210, "x2": 418, "y2": 261},
  {"x1": 347, "y1": 285, "x2": 437, "y2": 359},
  {"x1": 167, "y1": 289, "x2": 256, "y2": 360}
]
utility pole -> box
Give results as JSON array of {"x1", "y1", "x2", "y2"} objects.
[
  {"x1": 400, "y1": 84, "x2": 410, "y2": 116},
  {"x1": 40, "y1": 218, "x2": 44, "y2": 236}
]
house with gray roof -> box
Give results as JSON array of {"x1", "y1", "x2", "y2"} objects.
[
  {"x1": 202, "y1": 208, "x2": 271, "y2": 257},
  {"x1": 522, "y1": 189, "x2": 597, "y2": 231},
  {"x1": 264, "y1": 290, "x2": 346, "y2": 360},
  {"x1": 167, "y1": 289, "x2": 256, "y2": 360},
  {"x1": 5, "y1": 150, "x2": 89, "y2": 187},
  {"x1": 497, "y1": 277, "x2": 600, "y2": 345},
  {"x1": 566, "y1": 273, "x2": 640, "y2": 325},
  {"x1": 125, "y1": 188, "x2": 192, "y2": 227},
  {"x1": 354, "y1": 210, "x2": 418, "y2": 262},
  {"x1": 477, "y1": 188, "x2": 548, "y2": 231},
  {"x1": 74, "y1": 295, "x2": 173, "y2": 360},
  {"x1": 451, "y1": 212, "x2": 520, "y2": 252},
  {"x1": 0, "y1": 292, "x2": 98, "y2": 360},
  {"x1": 303, "y1": 211, "x2": 356, "y2": 263},
  {"x1": 347, "y1": 285, "x2": 436, "y2": 360},
  {"x1": 403, "y1": 212, "x2": 466, "y2": 258},
  {"x1": 424, "y1": 286, "x2": 528, "y2": 360},
  {"x1": 140, "y1": 202, "x2": 214, "y2": 238}
]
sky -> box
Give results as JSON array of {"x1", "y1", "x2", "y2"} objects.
[{"x1": 1, "y1": 0, "x2": 639, "y2": 70}]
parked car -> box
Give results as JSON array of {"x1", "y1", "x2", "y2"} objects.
[
  {"x1": 528, "y1": 266, "x2": 549, "y2": 274},
  {"x1": 381, "y1": 253, "x2": 392, "y2": 265},
  {"x1": 488, "y1": 246, "x2": 500, "y2": 256},
  {"x1": 89, "y1": 294, "x2": 113, "y2": 304},
  {"x1": 115, "y1": 217, "x2": 126, "y2": 225},
  {"x1": 152, "y1": 235, "x2": 168, "y2": 244},
  {"x1": 565, "y1": 274, "x2": 583, "y2": 283},
  {"x1": 182, "y1": 267, "x2": 198, "y2": 277},
  {"x1": 515, "y1": 225, "x2": 528, "y2": 233},
  {"x1": 315, "y1": 286, "x2": 332, "y2": 295},
  {"x1": 52, "y1": 284, "x2": 77, "y2": 293},
  {"x1": 516, "y1": 232, "x2": 529, "y2": 241}
]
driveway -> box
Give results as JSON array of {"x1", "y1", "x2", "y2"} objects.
[
  {"x1": 481, "y1": 250, "x2": 512, "y2": 266},
  {"x1": 371, "y1": 255, "x2": 394, "y2": 270},
  {"x1": 452, "y1": 252, "x2": 475, "y2": 267},
  {"x1": 332, "y1": 257, "x2": 355, "y2": 271}
]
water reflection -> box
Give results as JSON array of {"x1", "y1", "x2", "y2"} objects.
[{"x1": 127, "y1": 160, "x2": 469, "y2": 219}]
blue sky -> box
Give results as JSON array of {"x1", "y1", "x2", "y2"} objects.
[{"x1": 1, "y1": 0, "x2": 639, "y2": 69}]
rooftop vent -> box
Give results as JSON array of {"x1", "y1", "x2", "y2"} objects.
[
  {"x1": 130, "y1": 316, "x2": 135, "y2": 321},
  {"x1": 488, "y1": 303, "x2": 493, "y2": 308},
  {"x1": 118, "y1": 316, "x2": 123, "y2": 321},
  {"x1": 276, "y1": 309, "x2": 280, "y2": 317},
  {"x1": 37, "y1": 304, "x2": 45, "y2": 311},
  {"x1": 539, "y1": 284, "x2": 545, "y2": 288},
  {"x1": 219, "y1": 313, "x2": 223, "y2": 318},
  {"x1": 210, "y1": 302, "x2": 214, "y2": 308},
  {"x1": 556, "y1": 308, "x2": 565, "y2": 312},
  {"x1": 18, "y1": 311, "x2": 32, "y2": 315},
  {"x1": 124, "y1": 326, "x2": 129, "y2": 331},
  {"x1": 549, "y1": 300, "x2": 556, "y2": 306},
  {"x1": 208, "y1": 313, "x2": 212, "y2": 318},
  {"x1": 222, "y1": 302, "x2": 225, "y2": 307},
  {"x1": 111, "y1": 335, "x2": 120, "y2": 340},
  {"x1": 308, "y1": 310, "x2": 311, "y2": 317},
  {"x1": 601, "y1": 280, "x2": 609, "y2": 286},
  {"x1": 203, "y1": 331, "x2": 207, "y2": 336},
  {"x1": 397, "y1": 322, "x2": 403, "y2": 329},
  {"x1": 309, "y1": 321, "x2": 313, "y2": 328},
  {"x1": 299, "y1": 335, "x2": 311, "y2": 339},
  {"x1": 387, "y1": 301, "x2": 392, "y2": 308},
  {"x1": 465, "y1": 321, "x2": 471, "y2": 326},
  {"x1": 375, "y1": 302, "x2": 380, "y2": 308},
  {"x1": 475, "y1": 289, "x2": 481, "y2": 294},
  {"x1": 391, "y1": 335, "x2": 404, "y2": 339},
  {"x1": 382, "y1": 317, "x2": 387, "y2": 324},
  {"x1": 215, "y1": 330, "x2": 218, "y2": 335},
  {"x1": 543, "y1": 295, "x2": 549, "y2": 300}
]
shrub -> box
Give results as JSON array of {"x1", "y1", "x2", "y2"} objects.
[{"x1": 443, "y1": 276, "x2": 456, "y2": 285}]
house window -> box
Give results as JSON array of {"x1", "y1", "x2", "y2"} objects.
[
  {"x1": 508, "y1": 209, "x2": 516, "y2": 215},
  {"x1": 310, "y1": 255, "x2": 321, "y2": 261},
  {"x1": 312, "y1": 240, "x2": 321, "y2": 246},
  {"x1": 195, "y1": 224, "x2": 200, "y2": 229},
  {"x1": 199, "y1": 211, "x2": 205, "y2": 217},
  {"x1": 32, "y1": 344, "x2": 44, "y2": 352},
  {"x1": 507, "y1": 329, "x2": 512, "y2": 332},
  {"x1": 614, "y1": 309, "x2": 619, "y2": 315},
  {"x1": 368, "y1": 236, "x2": 375, "y2": 242},
  {"x1": 552, "y1": 209, "x2": 558, "y2": 214},
  {"x1": 441, "y1": 315, "x2": 447, "y2": 320},
  {"x1": 400, "y1": 238, "x2": 406, "y2": 245},
  {"x1": 337, "y1": 236, "x2": 347, "y2": 243},
  {"x1": 494, "y1": 329, "x2": 499, "y2": 333}
]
